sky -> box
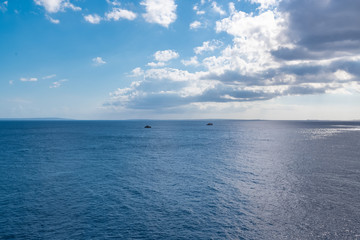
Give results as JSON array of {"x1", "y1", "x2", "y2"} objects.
[{"x1": 1, "y1": 0, "x2": 360, "y2": 120}]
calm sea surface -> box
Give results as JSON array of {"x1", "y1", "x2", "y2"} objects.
[{"x1": 0, "y1": 120, "x2": 359, "y2": 239}]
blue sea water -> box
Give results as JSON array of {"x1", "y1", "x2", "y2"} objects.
[{"x1": 0, "y1": 120, "x2": 360, "y2": 239}]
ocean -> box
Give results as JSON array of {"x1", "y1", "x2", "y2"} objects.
[{"x1": 0, "y1": 120, "x2": 359, "y2": 239}]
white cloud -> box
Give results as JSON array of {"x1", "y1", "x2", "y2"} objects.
[
  {"x1": 212, "y1": 9, "x2": 288, "y2": 74},
  {"x1": 194, "y1": 40, "x2": 223, "y2": 55},
  {"x1": 34, "y1": 0, "x2": 81, "y2": 13},
  {"x1": 84, "y1": 7, "x2": 136, "y2": 24},
  {"x1": 84, "y1": 14, "x2": 102, "y2": 24},
  {"x1": 197, "y1": 10, "x2": 205, "y2": 15},
  {"x1": 181, "y1": 56, "x2": 199, "y2": 66},
  {"x1": 62, "y1": 1, "x2": 81, "y2": 11},
  {"x1": 104, "y1": 68, "x2": 217, "y2": 110},
  {"x1": 92, "y1": 57, "x2": 106, "y2": 66},
  {"x1": 108, "y1": 82, "x2": 141, "y2": 106},
  {"x1": 147, "y1": 50, "x2": 179, "y2": 68},
  {"x1": 106, "y1": 0, "x2": 120, "y2": 6},
  {"x1": 9, "y1": 80, "x2": 13, "y2": 85},
  {"x1": 190, "y1": 21, "x2": 202, "y2": 30},
  {"x1": 193, "y1": 5, "x2": 205, "y2": 15},
  {"x1": 141, "y1": 0, "x2": 177, "y2": 28},
  {"x1": 144, "y1": 68, "x2": 207, "y2": 83},
  {"x1": 50, "y1": 79, "x2": 67, "y2": 88},
  {"x1": 20, "y1": 77, "x2": 38, "y2": 82},
  {"x1": 42, "y1": 74, "x2": 56, "y2": 79},
  {"x1": 334, "y1": 70, "x2": 354, "y2": 81},
  {"x1": 154, "y1": 50, "x2": 179, "y2": 62},
  {"x1": 147, "y1": 62, "x2": 166, "y2": 67},
  {"x1": 131, "y1": 67, "x2": 144, "y2": 77},
  {"x1": 211, "y1": 1, "x2": 226, "y2": 15},
  {"x1": 105, "y1": 8, "x2": 137, "y2": 21},
  {"x1": 46, "y1": 15, "x2": 60, "y2": 24},
  {"x1": 249, "y1": 0, "x2": 278, "y2": 10}
]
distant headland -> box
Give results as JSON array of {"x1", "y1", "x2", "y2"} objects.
[{"x1": 0, "y1": 118, "x2": 72, "y2": 121}]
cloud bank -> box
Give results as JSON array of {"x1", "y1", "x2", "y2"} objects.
[{"x1": 103, "y1": 0, "x2": 360, "y2": 114}]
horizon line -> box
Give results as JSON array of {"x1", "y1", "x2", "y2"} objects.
[{"x1": 1, "y1": 118, "x2": 360, "y2": 122}]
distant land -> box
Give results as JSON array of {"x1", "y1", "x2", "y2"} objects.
[{"x1": 0, "y1": 118, "x2": 72, "y2": 121}]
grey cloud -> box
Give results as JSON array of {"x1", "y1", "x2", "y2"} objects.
[
  {"x1": 203, "y1": 71, "x2": 263, "y2": 85},
  {"x1": 281, "y1": 65, "x2": 323, "y2": 77},
  {"x1": 329, "y1": 60, "x2": 360, "y2": 78},
  {"x1": 105, "y1": 79, "x2": 280, "y2": 110},
  {"x1": 104, "y1": 73, "x2": 344, "y2": 110},
  {"x1": 203, "y1": 66, "x2": 324, "y2": 86},
  {"x1": 284, "y1": 86, "x2": 328, "y2": 95},
  {"x1": 136, "y1": 79, "x2": 187, "y2": 92},
  {"x1": 271, "y1": 47, "x2": 339, "y2": 61},
  {"x1": 281, "y1": 59, "x2": 360, "y2": 81},
  {"x1": 126, "y1": 93, "x2": 188, "y2": 109},
  {"x1": 207, "y1": 60, "x2": 359, "y2": 86},
  {"x1": 194, "y1": 87, "x2": 275, "y2": 103},
  {"x1": 280, "y1": 0, "x2": 360, "y2": 55}
]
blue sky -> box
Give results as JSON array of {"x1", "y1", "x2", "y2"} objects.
[{"x1": 1, "y1": 0, "x2": 360, "y2": 120}]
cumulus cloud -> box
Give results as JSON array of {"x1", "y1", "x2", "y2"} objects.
[
  {"x1": 249, "y1": 0, "x2": 278, "y2": 10},
  {"x1": 190, "y1": 21, "x2": 202, "y2": 30},
  {"x1": 84, "y1": 14, "x2": 102, "y2": 24},
  {"x1": 211, "y1": 8, "x2": 288, "y2": 76},
  {"x1": 104, "y1": 67, "x2": 285, "y2": 110},
  {"x1": 92, "y1": 57, "x2": 106, "y2": 66},
  {"x1": 130, "y1": 67, "x2": 144, "y2": 77},
  {"x1": 105, "y1": 60, "x2": 360, "y2": 112},
  {"x1": 141, "y1": 0, "x2": 177, "y2": 27},
  {"x1": 181, "y1": 56, "x2": 199, "y2": 66},
  {"x1": 84, "y1": 6, "x2": 136, "y2": 24},
  {"x1": 211, "y1": 1, "x2": 226, "y2": 15},
  {"x1": 105, "y1": 8, "x2": 137, "y2": 21},
  {"x1": 20, "y1": 77, "x2": 38, "y2": 82},
  {"x1": 147, "y1": 50, "x2": 179, "y2": 67},
  {"x1": 193, "y1": 5, "x2": 205, "y2": 15},
  {"x1": 34, "y1": 0, "x2": 81, "y2": 13},
  {"x1": 334, "y1": 70, "x2": 354, "y2": 81},
  {"x1": 154, "y1": 50, "x2": 179, "y2": 62},
  {"x1": 194, "y1": 40, "x2": 223, "y2": 55},
  {"x1": 104, "y1": 69, "x2": 215, "y2": 110}
]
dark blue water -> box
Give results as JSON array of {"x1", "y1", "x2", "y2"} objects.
[{"x1": 1, "y1": 120, "x2": 360, "y2": 239}]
